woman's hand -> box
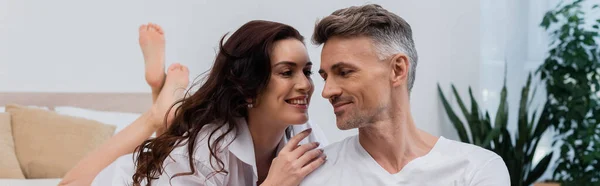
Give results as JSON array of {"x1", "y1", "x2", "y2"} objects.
[{"x1": 261, "y1": 128, "x2": 327, "y2": 186}]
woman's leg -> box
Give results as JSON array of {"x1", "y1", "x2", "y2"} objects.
[
  {"x1": 59, "y1": 64, "x2": 189, "y2": 186},
  {"x1": 139, "y1": 23, "x2": 167, "y2": 103},
  {"x1": 151, "y1": 63, "x2": 189, "y2": 136}
]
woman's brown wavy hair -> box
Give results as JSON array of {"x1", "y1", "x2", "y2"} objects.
[{"x1": 131, "y1": 20, "x2": 304, "y2": 185}]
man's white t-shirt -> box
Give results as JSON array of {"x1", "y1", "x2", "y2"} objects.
[{"x1": 301, "y1": 136, "x2": 510, "y2": 186}]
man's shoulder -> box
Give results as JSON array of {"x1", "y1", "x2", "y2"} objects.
[
  {"x1": 437, "y1": 137, "x2": 501, "y2": 162},
  {"x1": 320, "y1": 135, "x2": 358, "y2": 159},
  {"x1": 300, "y1": 135, "x2": 359, "y2": 185},
  {"x1": 436, "y1": 138, "x2": 510, "y2": 185},
  {"x1": 434, "y1": 137, "x2": 508, "y2": 179}
]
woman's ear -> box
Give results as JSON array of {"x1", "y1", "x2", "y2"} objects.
[{"x1": 246, "y1": 98, "x2": 254, "y2": 108}]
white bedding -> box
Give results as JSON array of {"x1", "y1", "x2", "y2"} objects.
[
  {"x1": 0, "y1": 106, "x2": 49, "y2": 112},
  {"x1": 53, "y1": 106, "x2": 141, "y2": 134},
  {"x1": 0, "y1": 179, "x2": 61, "y2": 186}
]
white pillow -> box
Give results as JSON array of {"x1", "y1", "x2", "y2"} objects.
[
  {"x1": 0, "y1": 178, "x2": 62, "y2": 186},
  {"x1": 27, "y1": 105, "x2": 50, "y2": 110},
  {"x1": 53, "y1": 106, "x2": 141, "y2": 134},
  {"x1": 0, "y1": 105, "x2": 49, "y2": 112}
]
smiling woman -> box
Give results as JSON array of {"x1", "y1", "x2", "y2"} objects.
[
  {"x1": 259, "y1": 40, "x2": 314, "y2": 123},
  {"x1": 54, "y1": 20, "x2": 328, "y2": 186},
  {"x1": 121, "y1": 20, "x2": 328, "y2": 186}
]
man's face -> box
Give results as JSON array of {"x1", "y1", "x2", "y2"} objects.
[{"x1": 318, "y1": 36, "x2": 392, "y2": 130}]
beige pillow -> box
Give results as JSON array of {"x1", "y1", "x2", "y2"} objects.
[
  {"x1": 6, "y1": 104, "x2": 116, "y2": 178},
  {"x1": 0, "y1": 112, "x2": 26, "y2": 178}
]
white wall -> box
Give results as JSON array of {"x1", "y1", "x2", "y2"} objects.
[{"x1": 0, "y1": 0, "x2": 481, "y2": 143}]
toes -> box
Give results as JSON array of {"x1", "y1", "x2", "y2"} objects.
[
  {"x1": 155, "y1": 24, "x2": 164, "y2": 34},
  {"x1": 168, "y1": 63, "x2": 181, "y2": 72},
  {"x1": 144, "y1": 22, "x2": 164, "y2": 34},
  {"x1": 139, "y1": 24, "x2": 148, "y2": 32},
  {"x1": 181, "y1": 65, "x2": 189, "y2": 73},
  {"x1": 149, "y1": 23, "x2": 158, "y2": 31},
  {"x1": 147, "y1": 23, "x2": 154, "y2": 31}
]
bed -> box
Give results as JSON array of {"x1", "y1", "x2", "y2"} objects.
[
  {"x1": 0, "y1": 92, "x2": 151, "y2": 186},
  {"x1": 0, "y1": 92, "x2": 151, "y2": 113}
]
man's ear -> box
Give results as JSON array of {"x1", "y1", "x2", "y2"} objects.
[{"x1": 390, "y1": 53, "x2": 410, "y2": 87}]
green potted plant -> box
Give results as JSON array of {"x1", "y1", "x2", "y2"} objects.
[
  {"x1": 438, "y1": 73, "x2": 554, "y2": 186},
  {"x1": 539, "y1": 0, "x2": 600, "y2": 185}
]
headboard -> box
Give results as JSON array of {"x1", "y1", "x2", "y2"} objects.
[{"x1": 0, "y1": 92, "x2": 152, "y2": 113}]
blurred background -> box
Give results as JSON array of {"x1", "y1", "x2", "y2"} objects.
[{"x1": 1, "y1": 0, "x2": 599, "y2": 185}]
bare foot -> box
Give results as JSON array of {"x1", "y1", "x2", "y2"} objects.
[
  {"x1": 139, "y1": 22, "x2": 166, "y2": 103},
  {"x1": 151, "y1": 63, "x2": 189, "y2": 133}
]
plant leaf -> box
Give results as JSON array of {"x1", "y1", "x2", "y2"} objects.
[
  {"x1": 468, "y1": 87, "x2": 482, "y2": 145},
  {"x1": 516, "y1": 74, "x2": 532, "y2": 154},
  {"x1": 541, "y1": 12, "x2": 553, "y2": 29},
  {"x1": 451, "y1": 85, "x2": 475, "y2": 140},
  {"x1": 437, "y1": 84, "x2": 470, "y2": 143},
  {"x1": 525, "y1": 152, "x2": 554, "y2": 185},
  {"x1": 533, "y1": 102, "x2": 552, "y2": 140},
  {"x1": 481, "y1": 127, "x2": 501, "y2": 148},
  {"x1": 495, "y1": 79, "x2": 509, "y2": 129}
]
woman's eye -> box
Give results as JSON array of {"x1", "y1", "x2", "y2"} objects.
[{"x1": 281, "y1": 71, "x2": 292, "y2": 76}]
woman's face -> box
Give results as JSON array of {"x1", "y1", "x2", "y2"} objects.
[{"x1": 251, "y1": 38, "x2": 314, "y2": 125}]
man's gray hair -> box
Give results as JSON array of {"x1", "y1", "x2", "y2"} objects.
[{"x1": 312, "y1": 4, "x2": 419, "y2": 92}]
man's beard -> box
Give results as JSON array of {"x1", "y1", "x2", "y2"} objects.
[{"x1": 337, "y1": 104, "x2": 387, "y2": 130}]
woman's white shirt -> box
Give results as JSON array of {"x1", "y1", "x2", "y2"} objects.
[{"x1": 107, "y1": 118, "x2": 328, "y2": 186}]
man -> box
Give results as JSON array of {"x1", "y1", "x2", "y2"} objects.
[{"x1": 301, "y1": 4, "x2": 510, "y2": 186}]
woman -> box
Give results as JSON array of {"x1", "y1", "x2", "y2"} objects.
[{"x1": 61, "y1": 20, "x2": 328, "y2": 186}]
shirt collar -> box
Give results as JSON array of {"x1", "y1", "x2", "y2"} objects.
[{"x1": 228, "y1": 117, "x2": 287, "y2": 178}]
